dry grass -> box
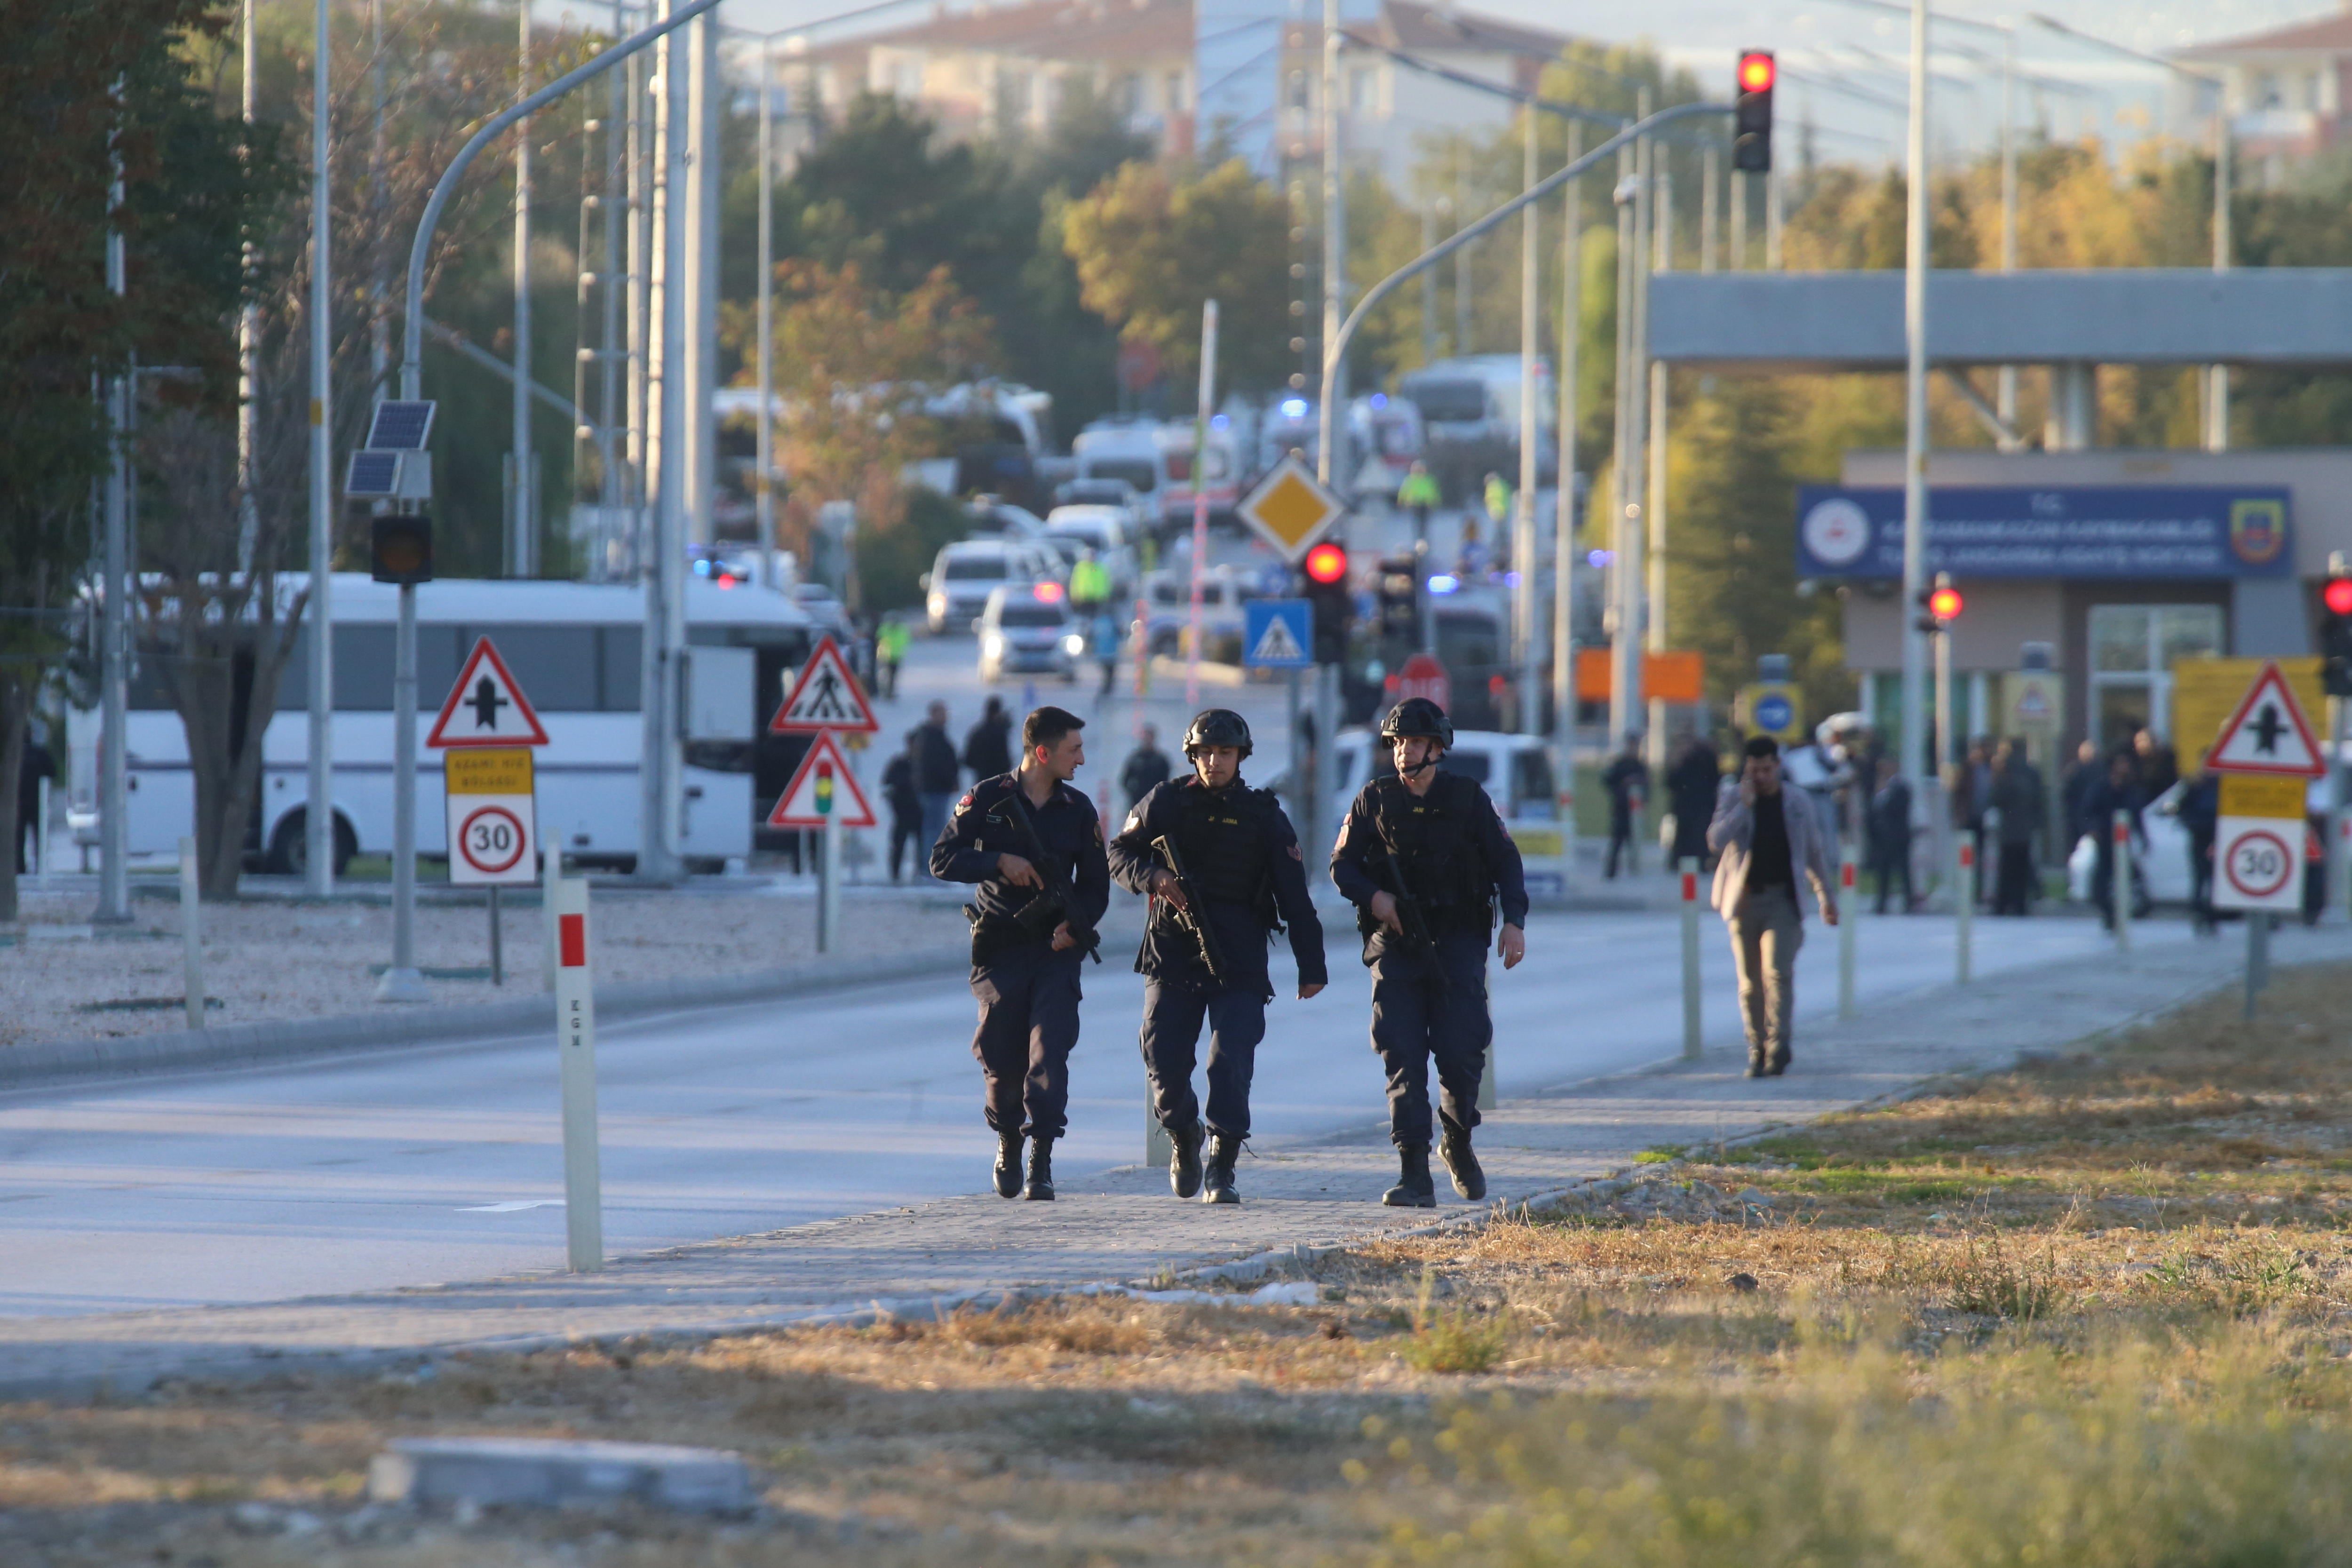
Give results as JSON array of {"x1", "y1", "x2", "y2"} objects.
[{"x1": 15, "y1": 964, "x2": 2352, "y2": 1564}]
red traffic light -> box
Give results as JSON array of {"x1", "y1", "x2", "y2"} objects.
[
  {"x1": 1304, "y1": 541, "x2": 1349, "y2": 585},
  {"x1": 1928, "y1": 584, "x2": 1963, "y2": 621},
  {"x1": 1738, "y1": 51, "x2": 1775, "y2": 93},
  {"x1": 2325, "y1": 577, "x2": 2352, "y2": 617}
]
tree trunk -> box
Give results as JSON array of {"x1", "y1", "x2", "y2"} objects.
[
  {"x1": 0, "y1": 679, "x2": 26, "y2": 925},
  {"x1": 172, "y1": 593, "x2": 305, "y2": 902}
]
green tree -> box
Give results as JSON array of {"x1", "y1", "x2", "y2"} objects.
[{"x1": 1061, "y1": 156, "x2": 1292, "y2": 396}]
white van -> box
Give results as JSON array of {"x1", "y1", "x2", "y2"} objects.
[
  {"x1": 1072, "y1": 419, "x2": 1169, "y2": 522},
  {"x1": 922, "y1": 538, "x2": 1060, "y2": 634}
]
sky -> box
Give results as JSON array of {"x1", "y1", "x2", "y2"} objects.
[{"x1": 539, "y1": 0, "x2": 2346, "y2": 168}]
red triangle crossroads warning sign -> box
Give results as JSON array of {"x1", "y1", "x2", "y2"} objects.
[
  {"x1": 769, "y1": 633, "x2": 879, "y2": 734},
  {"x1": 768, "y1": 732, "x2": 878, "y2": 828},
  {"x1": 427, "y1": 636, "x2": 551, "y2": 749},
  {"x1": 2207, "y1": 660, "x2": 2326, "y2": 777}
]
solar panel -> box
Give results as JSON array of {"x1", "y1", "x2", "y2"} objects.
[
  {"x1": 345, "y1": 450, "x2": 400, "y2": 498},
  {"x1": 365, "y1": 400, "x2": 436, "y2": 451}
]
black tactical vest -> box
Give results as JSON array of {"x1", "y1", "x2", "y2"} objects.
[
  {"x1": 1174, "y1": 782, "x2": 1270, "y2": 907},
  {"x1": 1367, "y1": 773, "x2": 1492, "y2": 929}
]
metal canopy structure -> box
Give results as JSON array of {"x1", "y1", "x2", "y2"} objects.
[{"x1": 1649, "y1": 269, "x2": 2352, "y2": 367}]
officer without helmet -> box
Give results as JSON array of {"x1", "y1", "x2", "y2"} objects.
[
  {"x1": 930, "y1": 706, "x2": 1110, "y2": 1202},
  {"x1": 1108, "y1": 709, "x2": 1327, "y2": 1204},
  {"x1": 1329, "y1": 698, "x2": 1527, "y2": 1207}
]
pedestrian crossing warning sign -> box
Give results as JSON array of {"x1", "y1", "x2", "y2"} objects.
[
  {"x1": 1242, "y1": 598, "x2": 1314, "y2": 669},
  {"x1": 769, "y1": 633, "x2": 880, "y2": 734},
  {"x1": 767, "y1": 731, "x2": 878, "y2": 827},
  {"x1": 427, "y1": 637, "x2": 551, "y2": 749},
  {"x1": 2207, "y1": 661, "x2": 2325, "y2": 777}
]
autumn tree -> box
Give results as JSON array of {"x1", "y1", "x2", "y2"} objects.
[
  {"x1": 720, "y1": 261, "x2": 995, "y2": 612},
  {"x1": 1061, "y1": 157, "x2": 1293, "y2": 396}
]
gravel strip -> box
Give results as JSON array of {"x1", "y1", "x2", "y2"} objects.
[{"x1": 0, "y1": 882, "x2": 981, "y2": 1050}]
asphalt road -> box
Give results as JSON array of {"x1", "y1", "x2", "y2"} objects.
[{"x1": 0, "y1": 903, "x2": 2194, "y2": 1317}]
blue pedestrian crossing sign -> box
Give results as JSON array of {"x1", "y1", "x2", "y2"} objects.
[{"x1": 1243, "y1": 598, "x2": 1314, "y2": 669}]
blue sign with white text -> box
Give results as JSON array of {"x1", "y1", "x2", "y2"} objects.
[
  {"x1": 1243, "y1": 598, "x2": 1314, "y2": 669},
  {"x1": 1795, "y1": 486, "x2": 2293, "y2": 580}
]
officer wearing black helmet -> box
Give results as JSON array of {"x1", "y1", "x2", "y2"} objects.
[
  {"x1": 1107, "y1": 708, "x2": 1327, "y2": 1203},
  {"x1": 1329, "y1": 697, "x2": 1528, "y2": 1207}
]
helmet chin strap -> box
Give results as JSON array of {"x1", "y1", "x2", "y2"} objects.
[{"x1": 1396, "y1": 749, "x2": 1440, "y2": 777}]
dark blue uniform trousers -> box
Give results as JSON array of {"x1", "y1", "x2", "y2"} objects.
[
  {"x1": 1139, "y1": 980, "x2": 1264, "y2": 1139},
  {"x1": 1369, "y1": 931, "x2": 1491, "y2": 1150},
  {"x1": 969, "y1": 944, "x2": 1083, "y2": 1139}
]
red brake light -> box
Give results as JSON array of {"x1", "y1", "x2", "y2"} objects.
[
  {"x1": 1034, "y1": 580, "x2": 1065, "y2": 603},
  {"x1": 1738, "y1": 52, "x2": 1774, "y2": 93},
  {"x1": 2325, "y1": 577, "x2": 2352, "y2": 617},
  {"x1": 1304, "y1": 542, "x2": 1348, "y2": 585}
]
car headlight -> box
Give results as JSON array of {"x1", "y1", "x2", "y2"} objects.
[
  {"x1": 928, "y1": 592, "x2": 946, "y2": 615},
  {"x1": 1062, "y1": 633, "x2": 1085, "y2": 655},
  {"x1": 984, "y1": 634, "x2": 1004, "y2": 657}
]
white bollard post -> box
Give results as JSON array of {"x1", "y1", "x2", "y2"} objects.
[
  {"x1": 1955, "y1": 837, "x2": 1973, "y2": 987},
  {"x1": 820, "y1": 812, "x2": 842, "y2": 953},
  {"x1": 1837, "y1": 847, "x2": 1857, "y2": 1019},
  {"x1": 1679, "y1": 854, "x2": 1702, "y2": 1058},
  {"x1": 551, "y1": 875, "x2": 604, "y2": 1273},
  {"x1": 2111, "y1": 809, "x2": 2133, "y2": 953},
  {"x1": 542, "y1": 845, "x2": 561, "y2": 991},
  {"x1": 179, "y1": 836, "x2": 204, "y2": 1031}
]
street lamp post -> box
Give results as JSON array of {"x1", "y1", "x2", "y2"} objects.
[{"x1": 1900, "y1": 0, "x2": 1931, "y2": 791}]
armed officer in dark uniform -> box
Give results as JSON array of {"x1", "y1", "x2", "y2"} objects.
[
  {"x1": 1107, "y1": 709, "x2": 1327, "y2": 1204},
  {"x1": 930, "y1": 705, "x2": 1110, "y2": 1202},
  {"x1": 1329, "y1": 698, "x2": 1528, "y2": 1207}
]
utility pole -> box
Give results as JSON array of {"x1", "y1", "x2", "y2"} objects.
[
  {"x1": 1553, "y1": 122, "x2": 1582, "y2": 830},
  {"x1": 238, "y1": 0, "x2": 260, "y2": 573},
  {"x1": 513, "y1": 0, "x2": 535, "y2": 578},
  {"x1": 597, "y1": 0, "x2": 627, "y2": 581},
  {"x1": 639, "y1": 0, "x2": 688, "y2": 883},
  {"x1": 1997, "y1": 24, "x2": 2018, "y2": 437},
  {"x1": 1900, "y1": 0, "x2": 1931, "y2": 790},
  {"x1": 1514, "y1": 101, "x2": 1540, "y2": 736},
  {"x1": 1646, "y1": 165, "x2": 1670, "y2": 771},
  {"x1": 1315, "y1": 0, "x2": 1347, "y2": 490},
  {"x1": 306, "y1": 0, "x2": 335, "y2": 899},
  {"x1": 1606, "y1": 135, "x2": 1636, "y2": 749},
  {"x1": 686, "y1": 14, "x2": 721, "y2": 551},
  {"x1": 756, "y1": 40, "x2": 776, "y2": 576},
  {"x1": 2208, "y1": 75, "x2": 2232, "y2": 451},
  {"x1": 1700, "y1": 140, "x2": 1718, "y2": 273},
  {"x1": 98, "y1": 75, "x2": 129, "y2": 927}
]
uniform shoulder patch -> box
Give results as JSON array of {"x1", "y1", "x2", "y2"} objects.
[{"x1": 958, "y1": 794, "x2": 975, "y2": 809}]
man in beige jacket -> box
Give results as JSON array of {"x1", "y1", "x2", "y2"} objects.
[{"x1": 1708, "y1": 735, "x2": 1839, "y2": 1077}]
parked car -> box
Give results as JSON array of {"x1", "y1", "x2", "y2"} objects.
[
  {"x1": 977, "y1": 583, "x2": 1084, "y2": 683},
  {"x1": 1054, "y1": 475, "x2": 1145, "y2": 522},
  {"x1": 2065, "y1": 772, "x2": 2337, "y2": 907},
  {"x1": 1137, "y1": 565, "x2": 1266, "y2": 662},
  {"x1": 922, "y1": 538, "x2": 1058, "y2": 634},
  {"x1": 964, "y1": 496, "x2": 1048, "y2": 540}
]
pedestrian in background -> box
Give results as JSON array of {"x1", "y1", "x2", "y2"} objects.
[
  {"x1": 1987, "y1": 737, "x2": 2045, "y2": 915},
  {"x1": 1666, "y1": 735, "x2": 1722, "y2": 871},
  {"x1": 2179, "y1": 760, "x2": 2220, "y2": 931},
  {"x1": 963, "y1": 695, "x2": 1014, "y2": 783},
  {"x1": 1708, "y1": 736, "x2": 1838, "y2": 1077},
  {"x1": 876, "y1": 617, "x2": 909, "y2": 700},
  {"x1": 930, "y1": 706, "x2": 1109, "y2": 1202},
  {"x1": 882, "y1": 730, "x2": 924, "y2": 883},
  {"x1": 16, "y1": 724, "x2": 55, "y2": 876},
  {"x1": 1603, "y1": 734, "x2": 1649, "y2": 879},
  {"x1": 2135, "y1": 726, "x2": 2180, "y2": 800},
  {"x1": 1094, "y1": 606, "x2": 1120, "y2": 698},
  {"x1": 2060, "y1": 738, "x2": 2101, "y2": 852},
  {"x1": 2080, "y1": 748, "x2": 2147, "y2": 931},
  {"x1": 1397, "y1": 459, "x2": 1439, "y2": 539},
  {"x1": 914, "y1": 701, "x2": 961, "y2": 871},
  {"x1": 1867, "y1": 757, "x2": 1914, "y2": 914},
  {"x1": 1121, "y1": 724, "x2": 1172, "y2": 815}
]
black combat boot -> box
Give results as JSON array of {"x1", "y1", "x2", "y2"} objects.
[
  {"x1": 1200, "y1": 1132, "x2": 1242, "y2": 1205},
  {"x1": 1438, "y1": 1128, "x2": 1486, "y2": 1202},
  {"x1": 993, "y1": 1130, "x2": 1024, "y2": 1199},
  {"x1": 1023, "y1": 1135, "x2": 1057, "y2": 1202},
  {"x1": 1169, "y1": 1124, "x2": 1204, "y2": 1199},
  {"x1": 1382, "y1": 1146, "x2": 1436, "y2": 1208}
]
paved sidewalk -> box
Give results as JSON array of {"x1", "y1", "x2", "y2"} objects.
[{"x1": 1, "y1": 922, "x2": 2338, "y2": 1398}]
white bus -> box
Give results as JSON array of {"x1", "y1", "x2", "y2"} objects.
[{"x1": 71, "y1": 573, "x2": 821, "y2": 876}]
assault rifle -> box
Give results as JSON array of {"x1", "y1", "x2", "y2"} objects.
[
  {"x1": 1381, "y1": 848, "x2": 1452, "y2": 995},
  {"x1": 1150, "y1": 834, "x2": 1236, "y2": 989},
  {"x1": 991, "y1": 787, "x2": 1102, "y2": 963}
]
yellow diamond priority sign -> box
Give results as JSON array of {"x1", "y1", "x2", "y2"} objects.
[{"x1": 1237, "y1": 454, "x2": 1345, "y2": 563}]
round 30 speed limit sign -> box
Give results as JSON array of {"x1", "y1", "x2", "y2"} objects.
[
  {"x1": 2212, "y1": 816, "x2": 2303, "y2": 913},
  {"x1": 456, "y1": 803, "x2": 530, "y2": 877}
]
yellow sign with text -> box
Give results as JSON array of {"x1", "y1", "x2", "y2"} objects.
[
  {"x1": 2218, "y1": 772, "x2": 2307, "y2": 820},
  {"x1": 444, "y1": 747, "x2": 534, "y2": 796}
]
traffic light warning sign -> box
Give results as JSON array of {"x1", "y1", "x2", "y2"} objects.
[{"x1": 768, "y1": 732, "x2": 878, "y2": 828}]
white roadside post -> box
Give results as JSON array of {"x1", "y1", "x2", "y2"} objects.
[
  {"x1": 542, "y1": 844, "x2": 561, "y2": 990},
  {"x1": 551, "y1": 875, "x2": 604, "y2": 1273},
  {"x1": 179, "y1": 836, "x2": 204, "y2": 1031},
  {"x1": 1955, "y1": 837, "x2": 1973, "y2": 986},
  {"x1": 2111, "y1": 810, "x2": 2133, "y2": 953},
  {"x1": 1837, "y1": 846, "x2": 1857, "y2": 1019},
  {"x1": 1679, "y1": 854, "x2": 1702, "y2": 1058},
  {"x1": 819, "y1": 777, "x2": 842, "y2": 955}
]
